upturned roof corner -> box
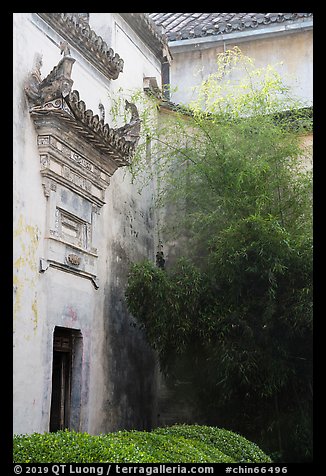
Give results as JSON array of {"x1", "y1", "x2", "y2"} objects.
[{"x1": 25, "y1": 55, "x2": 76, "y2": 106}]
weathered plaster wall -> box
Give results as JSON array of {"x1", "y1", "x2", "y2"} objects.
[
  {"x1": 13, "y1": 13, "x2": 160, "y2": 435},
  {"x1": 169, "y1": 30, "x2": 313, "y2": 106},
  {"x1": 39, "y1": 268, "x2": 95, "y2": 431},
  {"x1": 13, "y1": 13, "x2": 49, "y2": 434}
]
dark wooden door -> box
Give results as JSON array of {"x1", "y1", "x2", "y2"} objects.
[{"x1": 49, "y1": 329, "x2": 72, "y2": 432}]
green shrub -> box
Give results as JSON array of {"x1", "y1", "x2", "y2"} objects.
[
  {"x1": 13, "y1": 424, "x2": 272, "y2": 463},
  {"x1": 153, "y1": 425, "x2": 272, "y2": 463}
]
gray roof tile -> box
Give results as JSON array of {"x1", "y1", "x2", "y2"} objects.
[{"x1": 148, "y1": 13, "x2": 313, "y2": 41}]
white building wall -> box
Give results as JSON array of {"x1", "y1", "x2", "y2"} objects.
[
  {"x1": 169, "y1": 29, "x2": 313, "y2": 107},
  {"x1": 13, "y1": 12, "x2": 161, "y2": 435}
]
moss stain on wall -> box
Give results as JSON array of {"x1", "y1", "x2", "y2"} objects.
[{"x1": 13, "y1": 214, "x2": 40, "y2": 332}]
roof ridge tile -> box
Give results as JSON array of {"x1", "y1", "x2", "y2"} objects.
[{"x1": 148, "y1": 12, "x2": 313, "y2": 41}]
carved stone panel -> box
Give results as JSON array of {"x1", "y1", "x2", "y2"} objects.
[{"x1": 43, "y1": 182, "x2": 99, "y2": 287}]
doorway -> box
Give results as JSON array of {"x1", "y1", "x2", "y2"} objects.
[{"x1": 49, "y1": 326, "x2": 82, "y2": 432}]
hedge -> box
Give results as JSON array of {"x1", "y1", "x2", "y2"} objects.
[{"x1": 13, "y1": 424, "x2": 272, "y2": 463}]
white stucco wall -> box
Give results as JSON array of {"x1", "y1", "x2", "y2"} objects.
[
  {"x1": 13, "y1": 13, "x2": 161, "y2": 435},
  {"x1": 169, "y1": 29, "x2": 313, "y2": 107},
  {"x1": 13, "y1": 13, "x2": 50, "y2": 434}
]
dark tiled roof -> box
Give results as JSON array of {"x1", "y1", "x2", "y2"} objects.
[
  {"x1": 119, "y1": 13, "x2": 169, "y2": 59},
  {"x1": 38, "y1": 13, "x2": 124, "y2": 79},
  {"x1": 148, "y1": 13, "x2": 313, "y2": 41}
]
